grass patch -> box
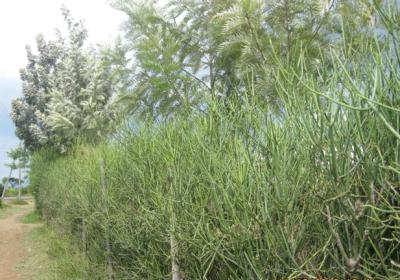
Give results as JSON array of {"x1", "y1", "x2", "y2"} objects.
[
  {"x1": 20, "y1": 211, "x2": 42, "y2": 224},
  {"x1": 0, "y1": 203, "x2": 10, "y2": 218},
  {"x1": 19, "y1": 224, "x2": 91, "y2": 280},
  {"x1": 11, "y1": 199, "x2": 29, "y2": 205},
  {"x1": 0, "y1": 202, "x2": 20, "y2": 219},
  {"x1": 0, "y1": 201, "x2": 9, "y2": 210}
]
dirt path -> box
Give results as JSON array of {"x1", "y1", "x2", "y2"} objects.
[{"x1": 0, "y1": 202, "x2": 36, "y2": 280}]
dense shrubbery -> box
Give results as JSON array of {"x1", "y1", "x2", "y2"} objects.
[
  {"x1": 25, "y1": 1, "x2": 400, "y2": 279},
  {"x1": 31, "y1": 81, "x2": 400, "y2": 279},
  {"x1": 4, "y1": 188, "x2": 30, "y2": 197}
]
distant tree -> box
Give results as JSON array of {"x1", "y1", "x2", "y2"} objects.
[
  {"x1": 1, "y1": 148, "x2": 19, "y2": 200},
  {"x1": 0, "y1": 183, "x2": 3, "y2": 207},
  {"x1": 14, "y1": 145, "x2": 30, "y2": 200}
]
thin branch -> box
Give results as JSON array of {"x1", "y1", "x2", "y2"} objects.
[
  {"x1": 181, "y1": 68, "x2": 211, "y2": 91},
  {"x1": 326, "y1": 205, "x2": 350, "y2": 263},
  {"x1": 244, "y1": 11, "x2": 267, "y2": 62}
]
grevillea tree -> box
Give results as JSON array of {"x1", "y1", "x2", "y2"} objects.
[{"x1": 12, "y1": 7, "x2": 121, "y2": 153}]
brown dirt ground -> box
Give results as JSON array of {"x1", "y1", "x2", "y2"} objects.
[{"x1": 0, "y1": 202, "x2": 36, "y2": 280}]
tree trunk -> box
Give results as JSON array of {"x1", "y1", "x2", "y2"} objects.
[
  {"x1": 1, "y1": 168, "x2": 13, "y2": 200},
  {"x1": 18, "y1": 166, "x2": 21, "y2": 200},
  {"x1": 100, "y1": 159, "x2": 114, "y2": 280},
  {"x1": 170, "y1": 232, "x2": 182, "y2": 280},
  {"x1": 169, "y1": 180, "x2": 182, "y2": 280}
]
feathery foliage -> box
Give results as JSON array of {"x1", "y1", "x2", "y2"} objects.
[{"x1": 12, "y1": 8, "x2": 120, "y2": 152}]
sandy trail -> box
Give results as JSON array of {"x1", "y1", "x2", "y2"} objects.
[{"x1": 0, "y1": 202, "x2": 35, "y2": 280}]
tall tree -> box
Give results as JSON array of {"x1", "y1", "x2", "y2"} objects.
[
  {"x1": 113, "y1": 0, "x2": 238, "y2": 119},
  {"x1": 113, "y1": 0, "x2": 387, "y2": 117},
  {"x1": 15, "y1": 145, "x2": 29, "y2": 200},
  {"x1": 1, "y1": 149, "x2": 19, "y2": 200},
  {"x1": 12, "y1": 7, "x2": 120, "y2": 152},
  {"x1": 11, "y1": 34, "x2": 63, "y2": 150}
]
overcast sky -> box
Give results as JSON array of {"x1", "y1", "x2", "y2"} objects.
[{"x1": 0, "y1": 0, "x2": 125, "y2": 180}]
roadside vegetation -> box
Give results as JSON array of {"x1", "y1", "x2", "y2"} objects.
[
  {"x1": 0, "y1": 202, "x2": 15, "y2": 218},
  {"x1": 0, "y1": 199, "x2": 31, "y2": 218},
  {"x1": 0, "y1": 204, "x2": 86, "y2": 280},
  {"x1": 9, "y1": 1, "x2": 400, "y2": 279},
  {"x1": 19, "y1": 219, "x2": 89, "y2": 280}
]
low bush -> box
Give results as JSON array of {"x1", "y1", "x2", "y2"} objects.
[
  {"x1": 11, "y1": 199, "x2": 29, "y2": 205},
  {"x1": 20, "y1": 211, "x2": 41, "y2": 224},
  {"x1": 3, "y1": 188, "x2": 29, "y2": 197}
]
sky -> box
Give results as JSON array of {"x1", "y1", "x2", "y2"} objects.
[{"x1": 0, "y1": 0, "x2": 125, "y2": 180}]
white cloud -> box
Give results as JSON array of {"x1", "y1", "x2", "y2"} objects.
[{"x1": 0, "y1": 0, "x2": 125, "y2": 78}]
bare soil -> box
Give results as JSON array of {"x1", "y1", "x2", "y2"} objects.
[{"x1": 0, "y1": 202, "x2": 36, "y2": 280}]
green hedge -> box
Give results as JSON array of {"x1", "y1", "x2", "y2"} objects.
[{"x1": 30, "y1": 104, "x2": 400, "y2": 279}]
